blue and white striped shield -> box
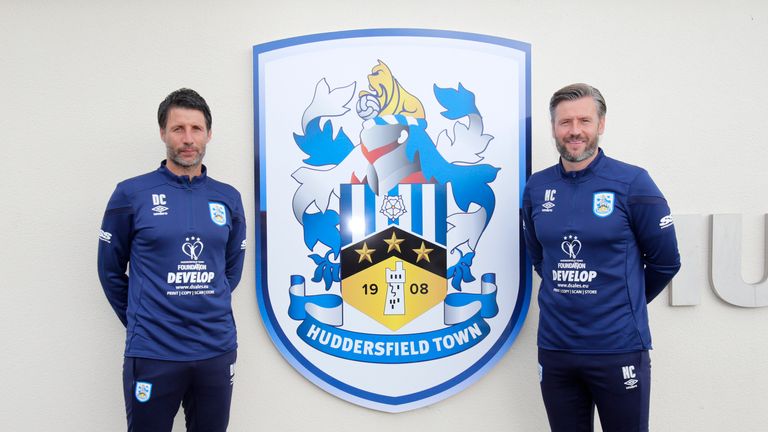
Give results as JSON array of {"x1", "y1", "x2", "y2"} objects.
[{"x1": 340, "y1": 183, "x2": 447, "y2": 246}]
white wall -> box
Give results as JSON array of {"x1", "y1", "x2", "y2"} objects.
[{"x1": 1, "y1": 1, "x2": 766, "y2": 430}]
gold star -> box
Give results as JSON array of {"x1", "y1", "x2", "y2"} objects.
[
  {"x1": 383, "y1": 232, "x2": 405, "y2": 253},
  {"x1": 355, "y1": 242, "x2": 376, "y2": 263},
  {"x1": 412, "y1": 241, "x2": 434, "y2": 263}
]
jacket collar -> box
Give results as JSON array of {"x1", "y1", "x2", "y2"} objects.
[
  {"x1": 158, "y1": 160, "x2": 208, "y2": 187},
  {"x1": 556, "y1": 148, "x2": 605, "y2": 182}
]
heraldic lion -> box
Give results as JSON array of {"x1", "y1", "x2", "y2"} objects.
[{"x1": 359, "y1": 60, "x2": 425, "y2": 119}]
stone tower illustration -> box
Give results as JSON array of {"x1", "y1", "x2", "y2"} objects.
[{"x1": 384, "y1": 261, "x2": 406, "y2": 315}]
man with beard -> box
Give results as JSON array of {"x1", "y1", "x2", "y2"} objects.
[
  {"x1": 522, "y1": 83, "x2": 680, "y2": 432},
  {"x1": 98, "y1": 88, "x2": 246, "y2": 431}
]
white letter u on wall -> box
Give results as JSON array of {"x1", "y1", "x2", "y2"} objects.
[{"x1": 711, "y1": 214, "x2": 768, "y2": 308}]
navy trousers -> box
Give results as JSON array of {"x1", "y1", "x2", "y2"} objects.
[
  {"x1": 123, "y1": 350, "x2": 236, "y2": 432},
  {"x1": 538, "y1": 349, "x2": 651, "y2": 432}
]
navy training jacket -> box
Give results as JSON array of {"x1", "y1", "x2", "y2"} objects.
[
  {"x1": 522, "y1": 150, "x2": 680, "y2": 353},
  {"x1": 98, "y1": 161, "x2": 246, "y2": 361}
]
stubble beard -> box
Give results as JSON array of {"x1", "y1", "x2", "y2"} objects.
[
  {"x1": 556, "y1": 134, "x2": 599, "y2": 163},
  {"x1": 168, "y1": 145, "x2": 205, "y2": 169}
]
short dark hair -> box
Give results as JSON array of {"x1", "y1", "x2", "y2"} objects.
[
  {"x1": 157, "y1": 88, "x2": 212, "y2": 130},
  {"x1": 549, "y1": 83, "x2": 606, "y2": 121}
]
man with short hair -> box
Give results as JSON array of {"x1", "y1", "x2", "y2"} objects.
[
  {"x1": 522, "y1": 83, "x2": 680, "y2": 432},
  {"x1": 98, "y1": 88, "x2": 246, "y2": 431}
]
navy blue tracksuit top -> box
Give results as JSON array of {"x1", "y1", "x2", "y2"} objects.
[
  {"x1": 522, "y1": 150, "x2": 680, "y2": 354},
  {"x1": 98, "y1": 161, "x2": 246, "y2": 361}
]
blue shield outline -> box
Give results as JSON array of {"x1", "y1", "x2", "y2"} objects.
[
  {"x1": 254, "y1": 28, "x2": 532, "y2": 412},
  {"x1": 209, "y1": 202, "x2": 227, "y2": 226},
  {"x1": 593, "y1": 192, "x2": 615, "y2": 217},
  {"x1": 135, "y1": 381, "x2": 152, "y2": 403}
]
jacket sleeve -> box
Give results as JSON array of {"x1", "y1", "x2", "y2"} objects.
[
  {"x1": 225, "y1": 192, "x2": 247, "y2": 292},
  {"x1": 628, "y1": 171, "x2": 681, "y2": 303},
  {"x1": 97, "y1": 185, "x2": 134, "y2": 326},
  {"x1": 522, "y1": 184, "x2": 543, "y2": 278}
]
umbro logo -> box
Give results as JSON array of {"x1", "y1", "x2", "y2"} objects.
[
  {"x1": 659, "y1": 214, "x2": 674, "y2": 229},
  {"x1": 542, "y1": 189, "x2": 556, "y2": 212},
  {"x1": 99, "y1": 230, "x2": 112, "y2": 243},
  {"x1": 152, "y1": 194, "x2": 169, "y2": 216},
  {"x1": 622, "y1": 365, "x2": 638, "y2": 389}
]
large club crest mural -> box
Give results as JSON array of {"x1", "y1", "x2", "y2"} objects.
[{"x1": 254, "y1": 29, "x2": 531, "y2": 412}]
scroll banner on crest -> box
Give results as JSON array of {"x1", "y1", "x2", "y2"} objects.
[{"x1": 288, "y1": 274, "x2": 498, "y2": 363}]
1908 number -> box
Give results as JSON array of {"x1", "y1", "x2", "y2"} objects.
[{"x1": 362, "y1": 283, "x2": 378, "y2": 295}]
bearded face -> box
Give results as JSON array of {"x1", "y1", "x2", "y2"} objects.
[
  {"x1": 551, "y1": 97, "x2": 605, "y2": 166},
  {"x1": 160, "y1": 107, "x2": 211, "y2": 174}
]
